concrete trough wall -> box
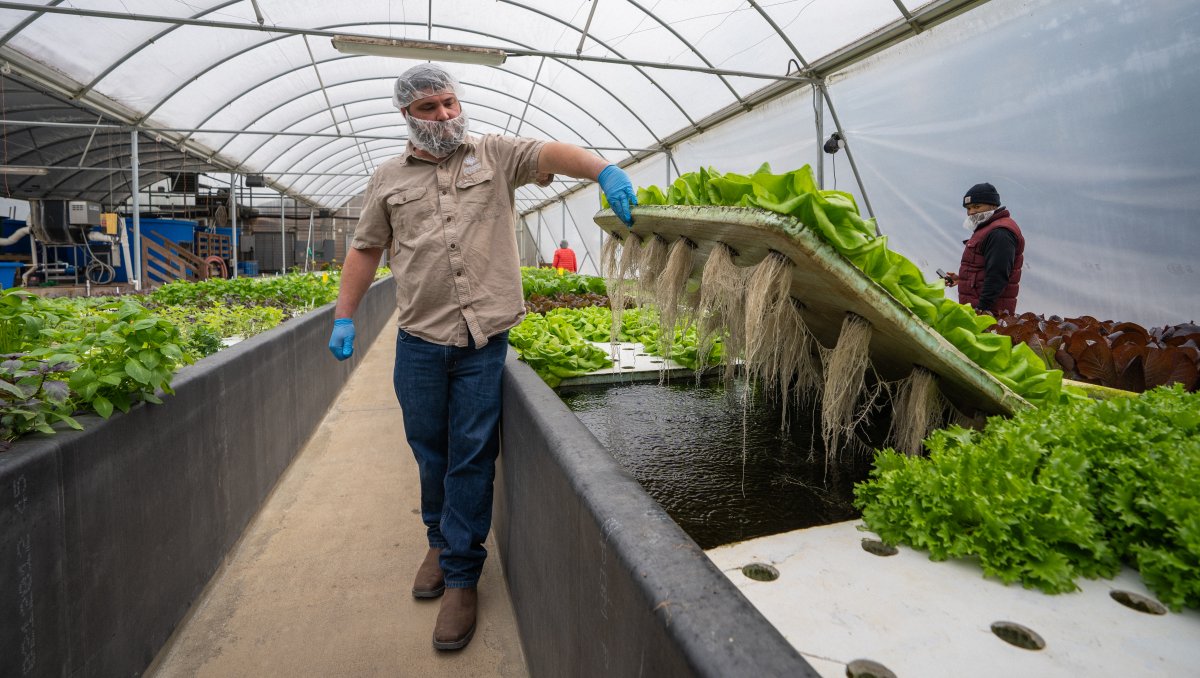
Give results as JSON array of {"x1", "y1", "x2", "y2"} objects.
[
  {"x1": 0, "y1": 277, "x2": 395, "y2": 678},
  {"x1": 496, "y1": 353, "x2": 819, "y2": 677}
]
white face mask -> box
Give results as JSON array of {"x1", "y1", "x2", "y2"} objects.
[
  {"x1": 406, "y1": 111, "x2": 469, "y2": 158},
  {"x1": 962, "y1": 209, "x2": 995, "y2": 231}
]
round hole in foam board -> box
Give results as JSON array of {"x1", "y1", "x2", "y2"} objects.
[
  {"x1": 860, "y1": 538, "x2": 898, "y2": 557},
  {"x1": 990, "y1": 621, "x2": 1045, "y2": 650},
  {"x1": 846, "y1": 658, "x2": 898, "y2": 678},
  {"x1": 1109, "y1": 590, "x2": 1167, "y2": 615},
  {"x1": 740, "y1": 562, "x2": 779, "y2": 582}
]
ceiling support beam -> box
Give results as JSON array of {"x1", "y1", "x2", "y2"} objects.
[
  {"x1": 0, "y1": 2, "x2": 812, "y2": 84},
  {"x1": 519, "y1": 0, "x2": 991, "y2": 217},
  {"x1": 302, "y1": 35, "x2": 342, "y2": 136},
  {"x1": 0, "y1": 119, "x2": 657, "y2": 153},
  {"x1": 515, "y1": 56, "x2": 545, "y2": 137}
]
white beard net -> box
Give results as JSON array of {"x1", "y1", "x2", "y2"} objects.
[
  {"x1": 406, "y1": 111, "x2": 469, "y2": 158},
  {"x1": 963, "y1": 209, "x2": 995, "y2": 231}
]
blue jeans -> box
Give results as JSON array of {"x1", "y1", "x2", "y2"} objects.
[{"x1": 393, "y1": 327, "x2": 508, "y2": 588}]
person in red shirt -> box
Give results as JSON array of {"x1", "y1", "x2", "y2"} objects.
[{"x1": 552, "y1": 240, "x2": 578, "y2": 272}]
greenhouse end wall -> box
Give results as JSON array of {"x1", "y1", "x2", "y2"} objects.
[
  {"x1": 0, "y1": 277, "x2": 395, "y2": 678},
  {"x1": 495, "y1": 353, "x2": 819, "y2": 678}
]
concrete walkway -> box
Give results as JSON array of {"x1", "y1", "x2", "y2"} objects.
[{"x1": 147, "y1": 316, "x2": 529, "y2": 678}]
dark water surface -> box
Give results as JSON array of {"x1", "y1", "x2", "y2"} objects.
[{"x1": 558, "y1": 379, "x2": 876, "y2": 550}]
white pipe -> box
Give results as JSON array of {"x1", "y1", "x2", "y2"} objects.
[
  {"x1": 87, "y1": 230, "x2": 118, "y2": 243},
  {"x1": 0, "y1": 225, "x2": 30, "y2": 246},
  {"x1": 230, "y1": 173, "x2": 239, "y2": 278},
  {"x1": 21, "y1": 237, "x2": 38, "y2": 285},
  {"x1": 119, "y1": 218, "x2": 133, "y2": 285},
  {"x1": 280, "y1": 195, "x2": 287, "y2": 274},
  {"x1": 131, "y1": 131, "x2": 142, "y2": 290}
]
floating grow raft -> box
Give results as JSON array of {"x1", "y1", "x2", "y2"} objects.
[
  {"x1": 707, "y1": 520, "x2": 1200, "y2": 678},
  {"x1": 558, "y1": 340, "x2": 692, "y2": 387},
  {"x1": 594, "y1": 205, "x2": 1029, "y2": 428}
]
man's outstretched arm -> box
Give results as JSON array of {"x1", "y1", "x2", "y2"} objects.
[{"x1": 538, "y1": 142, "x2": 637, "y2": 227}]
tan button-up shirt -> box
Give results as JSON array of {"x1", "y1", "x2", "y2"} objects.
[{"x1": 351, "y1": 134, "x2": 545, "y2": 347}]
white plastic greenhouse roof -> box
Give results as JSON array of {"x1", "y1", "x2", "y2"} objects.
[{"x1": 0, "y1": 0, "x2": 966, "y2": 209}]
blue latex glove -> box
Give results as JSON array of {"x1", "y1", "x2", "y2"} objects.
[
  {"x1": 597, "y1": 164, "x2": 637, "y2": 228},
  {"x1": 329, "y1": 318, "x2": 356, "y2": 360}
]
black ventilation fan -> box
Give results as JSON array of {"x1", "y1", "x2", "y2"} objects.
[{"x1": 28, "y1": 199, "x2": 100, "y2": 245}]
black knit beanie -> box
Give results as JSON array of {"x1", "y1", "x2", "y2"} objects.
[{"x1": 963, "y1": 182, "x2": 1000, "y2": 207}]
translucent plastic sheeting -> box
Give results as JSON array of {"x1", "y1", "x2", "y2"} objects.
[
  {"x1": 528, "y1": 0, "x2": 1200, "y2": 324},
  {"x1": 534, "y1": 0, "x2": 1199, "y2": 326},
  {"x1": 823, "y1": 0, "x2": 1200, "y2": 327},
  {"x1": 546, "y1": 85, "x2": 825, "y2": 275},
  {"x1": 0, "y1": 0, "x2": 903, "y2": 204}
]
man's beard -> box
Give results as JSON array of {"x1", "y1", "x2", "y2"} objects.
[
  {"x1": 406, "y1": 112, "x2": 469, "y2": 158},
  {"x1": 963, "y1": 209, "x2": 995, "y2": 231}
]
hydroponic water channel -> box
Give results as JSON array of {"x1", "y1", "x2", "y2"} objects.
[{"x1": 559, "y1": 378, "x2": 877, "y2": 550}]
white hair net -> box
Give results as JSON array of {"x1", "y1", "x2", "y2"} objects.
[{"x1": 392, "y1": 63, "x2": 463, "y2": 110}]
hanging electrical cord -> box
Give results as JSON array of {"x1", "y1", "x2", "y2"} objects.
[
  {"x1": 82, "y1": 235, "x2": 116, "y2": 284},
  {"x1": 823, "y1": 132, "x2": 842, "y2": 192},
  {"x1": 203, "y1": 255, "x2": 228, "y2": 279}
]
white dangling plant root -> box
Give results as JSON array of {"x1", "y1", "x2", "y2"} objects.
[
  {"x1": 886, "y1": 366, "x2": 945, "y2": 456},
  {"x1": 636, "y1": 235, "x2": 670, "y2": 308},
  {"x1": 601, "y1": 231, "x2": 621, "y2": 281},
  {"x1": 744, "y1": 252, "x2": 821, "y2": 429},
  {"x1": 608, "y1": 233, "x2": 643, "y2": 344},
  {"x1": 696, "y1": 243, "x2": 747, "y2": 383},
  {"x1": 820, "y1": 312, "x2": 874, "y2": 457},
  {"x1": 653, "y1": 237, "x2": 696, "y2": 372},
  {"x1": 604, "y1": 230, "x2": 956, "y2": 467}
]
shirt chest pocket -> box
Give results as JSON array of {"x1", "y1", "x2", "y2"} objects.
[
  {"x1": 387, "y1": 187, "x2": 434, "y2": 247},
  {"x1": 455, "y1": 169, "x2": 495, "y2": 206}
]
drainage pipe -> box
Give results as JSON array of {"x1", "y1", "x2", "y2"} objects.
[
  {"x1": 0, "y1": 225, "x2": 30, "y2": 246},
  {"x1": 21, "y1": 232, "x2": 38, "y2": 285}
]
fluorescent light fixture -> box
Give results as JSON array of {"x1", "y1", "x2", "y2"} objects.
[
  {"x1": 331, "y1": 35, "x2": 507, "y2": 66},
  {"x1": 0, "y1": 166, "x2": 49, "y2": 176}
]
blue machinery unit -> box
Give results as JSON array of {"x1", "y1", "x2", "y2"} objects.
[{"x1": 6, "y1": 199, "x2": 240, "y2": 287}]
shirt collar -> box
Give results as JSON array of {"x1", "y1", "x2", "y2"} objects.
[{"x1": 401, "y1": 135, "x2": 479, "y2": 165}]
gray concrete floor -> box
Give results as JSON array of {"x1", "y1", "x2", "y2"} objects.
[{"x1": 146, "y1": 316, "x2": 529, "y2": 678}]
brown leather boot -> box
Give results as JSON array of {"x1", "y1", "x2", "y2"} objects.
[
  {"x1": 411, "y1": 547, "x2": 445, "y2": 599},
  {"x1": 432, "y1": 587, "x2": 477, "y2": 651}
]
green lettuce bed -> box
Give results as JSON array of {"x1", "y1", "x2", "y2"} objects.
[{"x1": 508, "y1": 305, "x2": 718, "y2": 387}]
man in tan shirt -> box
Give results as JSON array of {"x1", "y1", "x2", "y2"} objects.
[{"x1": 327, "y1": 63, "x2": 635, "y2": 651}]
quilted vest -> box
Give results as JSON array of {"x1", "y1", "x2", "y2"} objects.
[{"x1": 957, "y1": 210, "x2": 1024, "y2": 314}]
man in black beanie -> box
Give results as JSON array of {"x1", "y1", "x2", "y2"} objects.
[{"x1": 944, "y1": 182, "x2": 1025, "y2": 314}]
